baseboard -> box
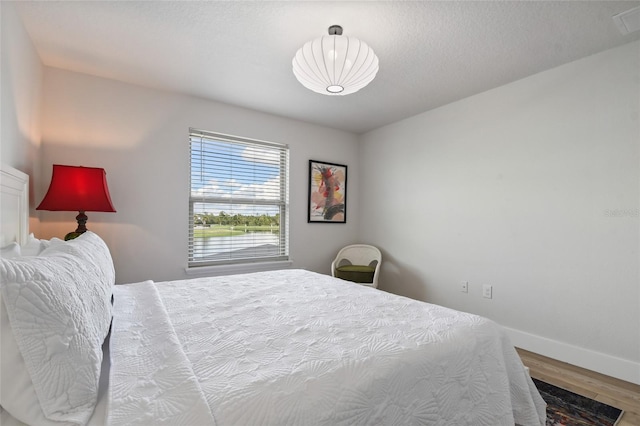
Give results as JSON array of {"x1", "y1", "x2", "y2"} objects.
[{"x1": 504, "y1": 326, "x2": 640, "y2": 386}]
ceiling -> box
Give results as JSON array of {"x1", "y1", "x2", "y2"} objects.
[{"x1": 14, "y1": 1, "x2": 640, "y2": 134}]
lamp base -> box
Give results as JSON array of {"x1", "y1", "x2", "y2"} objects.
[{"x1": 65, "y1": 211, "x2": 89, "y2": 240}]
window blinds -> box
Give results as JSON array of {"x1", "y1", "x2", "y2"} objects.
[{"x1": 188, "y1": 129, "x2": 289, "y2": 267}]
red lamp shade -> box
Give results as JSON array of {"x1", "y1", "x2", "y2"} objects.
[{"x1": 37, "y1": 164, "x2": 116, "y2": 240}]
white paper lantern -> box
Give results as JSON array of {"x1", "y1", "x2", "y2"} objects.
[{"x1": 292, "y1": 25, "x2": 379, "y2": 96}]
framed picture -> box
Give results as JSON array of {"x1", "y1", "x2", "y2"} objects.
[{"x1": 308, "y1": 160, "x2": 347, "y2": 223}]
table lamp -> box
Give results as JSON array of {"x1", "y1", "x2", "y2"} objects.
[{"x1": 37, "y1": 164, "x2": 116, "y2": 240}]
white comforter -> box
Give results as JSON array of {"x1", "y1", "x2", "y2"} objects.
[{"x1": 109, "y1": 269, "x2": 546, "y2": 426}]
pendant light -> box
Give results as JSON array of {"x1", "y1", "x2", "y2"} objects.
[{"x1": 292, "y1": 25, "x2": 379, "y2": 96}]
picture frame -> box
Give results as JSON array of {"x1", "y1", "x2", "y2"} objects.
[{"x1": 308, "y1": 160, "x2": 347, "y2": 223}]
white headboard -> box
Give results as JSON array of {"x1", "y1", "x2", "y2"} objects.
[{"x1": 1, "y1": 164, "x2": 29, "y2": 247}]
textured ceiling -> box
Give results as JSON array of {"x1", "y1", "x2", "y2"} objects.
[{"x1": 14, "y1": 1, "x2": 640, "y2": 134}]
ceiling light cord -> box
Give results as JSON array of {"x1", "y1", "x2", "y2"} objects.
[{"x1": 328, "y1": 25, "x2": 343, "y2": 36}]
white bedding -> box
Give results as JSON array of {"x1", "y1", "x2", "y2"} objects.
[
  {"x1": 108, "y1": 281, "x2": 214, "y2": 425},
  {"x1": 107, "y1": 269, "x2": 546, "y2": 426}
]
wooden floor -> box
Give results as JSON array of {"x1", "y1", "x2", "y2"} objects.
[{"x1": 516, "y1": 348, "x2": 640, "y2": 426}]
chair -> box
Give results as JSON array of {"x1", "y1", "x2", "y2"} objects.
[{"x1": 331, "y1": 244, "x2": 382, "y2": 288}]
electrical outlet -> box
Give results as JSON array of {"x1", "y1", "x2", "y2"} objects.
[
  {"x1": 482, "y1": 284, "x2": 493, "y2": 299},
  {"x1": 461, "y1": 281, "x2": 468, "y2": 293}
]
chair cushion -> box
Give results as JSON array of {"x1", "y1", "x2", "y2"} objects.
[{"x1": 335, "y1": 265, "x2": 375, "y2": 283}]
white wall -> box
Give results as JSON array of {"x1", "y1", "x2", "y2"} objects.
[
  {"x1": 0, "y1": 2, "x2": 43, "y2": 231},
  {"x1": 359, "y1": 41, "x2": 640, "y2": 384},
  {"x1": 38, "y1": 68, "x2": 360, "y2": 284}
]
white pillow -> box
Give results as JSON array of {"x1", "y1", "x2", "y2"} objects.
[
  {"x1": 0, "y1": 293, "x2": 63, "y2": 426},
  {"x1": 0, "y1": 242, "x2": 21, "y2": 259},
  {"x1": 0, "y1": 232, "x2": 114, "y2": 425},
  {"x1": 20, "y1": 233, "x2": 45, "y2": 256},
  {"x1": 18, "y1": 233, "x2": 65, "y2": 257}
]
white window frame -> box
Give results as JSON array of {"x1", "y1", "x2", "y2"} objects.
[{"x1": 188, "y1": 128, "x2": 289, "y2": 270}]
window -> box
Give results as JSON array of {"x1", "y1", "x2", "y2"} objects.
[{"x1": 189, "y1": 129, "x2": 289, "y2": 267}]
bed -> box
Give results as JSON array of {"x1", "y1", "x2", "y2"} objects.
[{"x1": 0, "y1": 163, "x2": 546, "y2": 426}]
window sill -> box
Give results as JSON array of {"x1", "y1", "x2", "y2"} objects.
[{"x1": 185, "y1": 260, "x2": 293, "y2": 277}]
